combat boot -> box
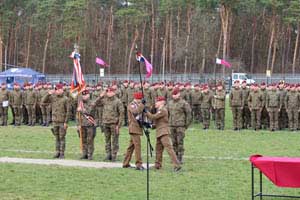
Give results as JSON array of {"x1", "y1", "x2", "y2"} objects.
[
  {"x1": 80, "y1": 155, "x2": 88, "y2": 160},
  {"x1": 173, "y1": 166, "x2": 182, "y2": 172},
  {"x1": 104, "y1": 154, "x2": 112, "y2": 161},
  {"x1": 59, "y1": 153, "x2": 65, "y2": 159},
  {"x1": 53, "y1": 152, "x2": 60, "y2": 158}
]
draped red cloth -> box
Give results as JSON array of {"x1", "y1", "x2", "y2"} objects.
[{"x1": 250, "y1": 155, "x2": 300, "y2": 188}]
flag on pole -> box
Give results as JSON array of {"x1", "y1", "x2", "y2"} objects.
[
  {"x1": 216, "y1": 58, "x2": 232, "y2": 68},
  {"x1": 136, "y1": 52, "x2": 153, "y2": 78},
  {"x1": 96, "y1": 57, "x2": 109, "y2": 67},
  {"x1": 70, "y1": 51, "x2": 85, "y2": 94}
]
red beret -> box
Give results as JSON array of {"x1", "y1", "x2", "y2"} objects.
[
  {"x1": 107, "y1": 87, "x2": 116, "y2": 92},
  {"x1": 1, "y1": 82, "x2": 6, "y2": 86},
  {"x1": 242, "y1": 80, "x2": 247, "y2": 84},
  {"x1": 156, "y1": 96, "x2": 166, "y2": 102},
  {"x1": 55, "y1": 83, "x2": 63, "y2": 90},
  {"x1": 123, "y1": 80, "x2": 129, "y2": 83},
  {"x1": 172, "y1": 88, "x2": 180, "y2": 95},
  {"x1": 133, "y1": 92, "x2": 143, "y2": 100},
  {"x1": 234, "y1": 80, "x2": 240, "y2": 84}
]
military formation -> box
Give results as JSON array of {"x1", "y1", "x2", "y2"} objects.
[{"x1": 0, "y1": 79, "x2": 297, "y2": 170}]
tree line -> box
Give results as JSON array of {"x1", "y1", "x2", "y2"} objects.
[{"x1": 1, "y1": 0, "x2": 300, "y2": 77}]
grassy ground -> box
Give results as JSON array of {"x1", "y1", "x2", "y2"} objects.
[{"x1": 1, "y1": 105, "x2": 300, "y2": 200}]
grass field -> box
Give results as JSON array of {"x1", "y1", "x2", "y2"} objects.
[{"x1": 1, "y1": 105, "x2": 300, "y2": 200}]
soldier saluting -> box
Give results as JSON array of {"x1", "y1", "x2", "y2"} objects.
[
  {"x1": 94, "y1": 87, "x2": 124, "y2": 162},
  {"x1": 41, "y1": 83, "x2": 69, "y2": 159},
  {"x1": 77, "y1": 89, "x2": 97, "y2": 160}
]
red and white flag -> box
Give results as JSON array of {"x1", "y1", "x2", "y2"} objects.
[
  {"x1": 216, "y1": 58, "x2": 232, "y2": 68},
  {"x1": 96, "y1": 57, "x2": 109, "y2": 67}
]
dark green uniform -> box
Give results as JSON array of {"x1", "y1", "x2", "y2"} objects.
[
  {"x1": 10, "y1": 88, "x2": 23, "y2": 126},
  {"x1": 241, "y1": 86, "x2": 251, "y2": 128},
  {"x1": 285, "y1": 90, "x2": 300, "y2": 131},
  {"x1": 24, "y1": 88, "x2": 37, "y2": 126},
  {"x1": 214, "y1": 89, "x2": 226, "y2": 130},
  {"x1": 0, "y1": 87, "x2": 9, "y2": 126},
  {"x1": 266, "y1": 89, "x2": 280, "y2": 131},
  {"x1": 200, "y1": 90, "x2": 213, "y2": 129},
  {"x1": 191, "y1": 90, "x2": 202, "y2": 122},
  {"x1": 248, "y1": 90, "x2": 263, "y2": 130},
  {"x1": 229, "y1": 87, "x2": 243, "y2": 130}
]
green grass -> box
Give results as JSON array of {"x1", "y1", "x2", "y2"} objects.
[{"x1": 1, "y1": 106, "x2": 300, "y2": 200}]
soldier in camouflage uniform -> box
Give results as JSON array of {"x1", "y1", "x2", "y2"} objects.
[
  {"x1": 229, "y1": 80, "x2": 243, "y2": 130},
  {"x1": 93, "y1": 83, "x2": 103, "y2": 128},
  {"x1": 278, "y1": 81, "x2": 288, "y2": 130},
  {"x1": 35, "y1": 83, "x2": 43, "y2": 125},
  {"x1": 183, "y1": 83, "x2": 192, "y2": 106},
  {"x1": 248, "y1": 84, "x2": 263, "y2": 130},
  {"x1": 191, "y1": 84, "x2": 202, "y2": 122},
  {"x1": 214, "y1": 84, "x2": 226, "y2": 130},
  {"x1": 24, "y1": 83, "x2": 37, "y2": 126},
  {"x1": 22, "y1": 83, "x2": 29, "y2": 125},
  {"x1": 260, "y1": 82, "x2": 269, "y2": 129},
  {"x1": 41, "y1": 83, "x2": 52, "y2": 126},
  {"x1": 10, "y1": 83, "x2": 23, "y2": 126},
  {"x1": 285, "y1": 84, "x2": 300, "y2": 131},
  {"x1": 200, "y1": 85, "x2": 213, "y2": 129},
  {"x1": 94, "y1": 87, "x2": 124, "y2": 161},
  {"x1": 0, "y1": 83, "x2": 9, "y2": 126},
  {"x1": 167, "y1": 88, "x2": 192, "y2": 164},
  {"x1": 41, "y1": 83, "x2": 69, "y2": 159},
  {"x1": 241, "y1": 80, "x2": 251, "y2": 129},
  {"x1": 77, "y1": 89, "x2": 96, "y2": 160},
  {"x1": 266, "y1": 83, "x2": 280, "y2": 131}
]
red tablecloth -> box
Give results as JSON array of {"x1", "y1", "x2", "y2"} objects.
[{"x1": 250, "y1": 155, "x2": 300, "y2": 188}]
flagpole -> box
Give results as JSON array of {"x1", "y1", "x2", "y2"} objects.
[{"x1": 135, "y1": 44, "x2": 153, "y2": 200}]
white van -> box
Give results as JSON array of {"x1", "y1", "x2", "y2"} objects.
[{"x1": 232, "y1": 73, "x2": 255, "y2": 85}]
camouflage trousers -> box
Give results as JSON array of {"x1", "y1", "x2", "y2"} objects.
[
  {"x1": 52, "y1": 123, "x2": 67, "y2": 155},
  {"x1": 96, "y1": 107, "x2": 103, "y2": 128},
  {"x1": 231, "y1": 106, "x2": 242, "y2": 129},
  {"x1": 268, "y1": 108, "x2": 279, "y2": 130},
  {"x1": 242, "y1": 106, "x2": 251, "y2": 128},
  {"x1": 0, "y1": 106, "x2": 8, "y2": 125},
  {"x1": 123, "y1": 133, "x2": 142, "y2": 168},
  {"x1": 201, "y1": 108, "x2": 211, "y2": 129},
  {"x1": 215, "y1": 108, "x2": 225, "y2": 130},
  {"x1": 13, "y1": 105, "x2": 22, "y2": 125},
  {"x1": 279, "y1": 108, "x2": 288, "y2": 130},
  {"x1": 22, "y1": 105, "x2": 28, "y2": 124},
  {"x1": 35, "y1": 104, "x2": 42, "y2": 124},
  {"x1": 192, "y1": 104, "x2": 202, "y2": 122},
  {"x1": 155, "y1": 134, "x2": 180, "y2": 169},
  {"x1": 103, "y1": 124, "x2": 119, "y2": 159},
  {"x1": 170, "y1": 127, "x2": 186, "y2": 163},
  {"x1": 287, "y1": 109, "x2": 299, "y2": 131},
  {"x1": 80, "y1": 126, "x2": 96, "y2": 157},
  {"x1": 251, "y1": 109, "x2": 261, "y2": 130},
  {"x1": 26, "y1": 104, "x2": 36, "y2": 125},
  {"x1": 40, "y1": 105, "x2": 51, "y2": 124},
  {"x1": 261, "y1": 107, "x2": 269, "y2": 129}
]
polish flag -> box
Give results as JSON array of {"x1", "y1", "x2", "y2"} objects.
[{"x1": 216, "y1": 58, "x2": 232, "y2": 68}]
